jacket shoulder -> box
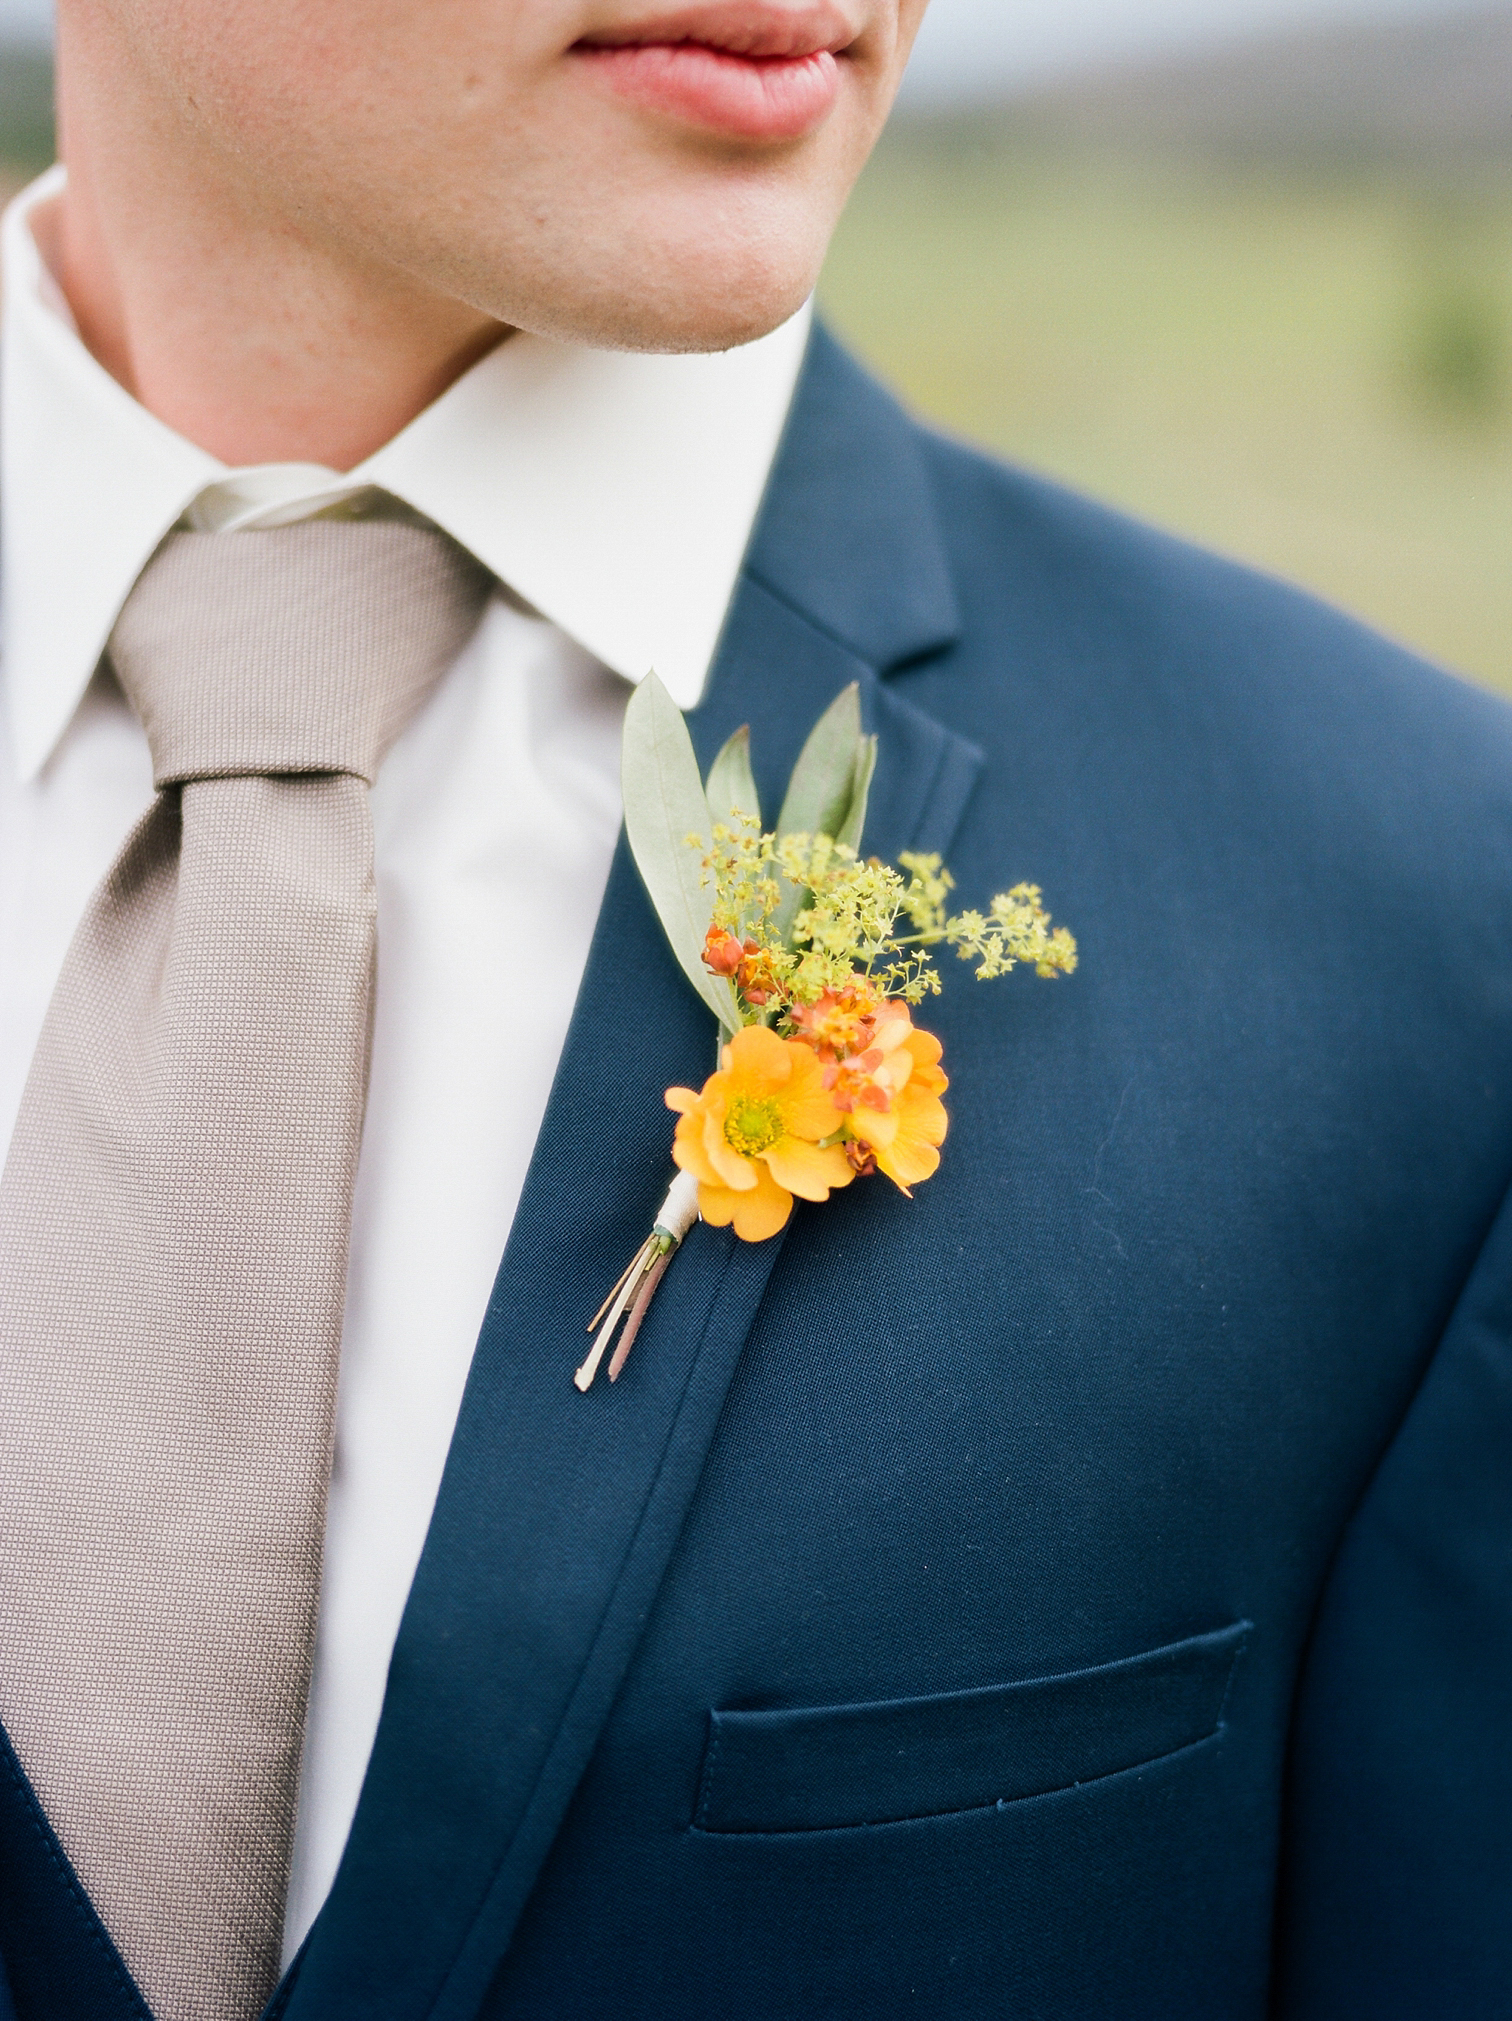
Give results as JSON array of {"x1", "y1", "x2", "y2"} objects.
[
  {"x1": 909, "y1": 419, "x2": 1512, "y2": 870},
  {"x1": 926, "y1": 422, "x2": 1500, "y2": 717}
]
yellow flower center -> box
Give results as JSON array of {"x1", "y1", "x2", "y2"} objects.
[{"x1": 724, "y1": 1095, "x2": 786, "y2": 1159}]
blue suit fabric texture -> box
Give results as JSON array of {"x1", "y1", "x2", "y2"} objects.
[{"x1": 3, "y1": 325, "x2": 1511, "y2": 2020}]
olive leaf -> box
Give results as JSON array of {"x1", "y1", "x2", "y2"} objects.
[
  {"x1": 776, "y1": 682, "x2": 864, "y2": 841},
  {"x1": 835, "y1": 733, "x2": 878, "y2": 853},
  {"x1": 621, "y1": 674, "x2": 740, "y2": 1034},
  {"x1": 704, "y1": 724, "x2": 761, "y2": 829},
  {"x1": 772, "y1": 683, "x2": 875, "y2": 945}
]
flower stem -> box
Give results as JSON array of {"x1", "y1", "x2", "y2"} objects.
[{"x1": 575, "y1": 1169, "x2": 702, "y2": 1392}]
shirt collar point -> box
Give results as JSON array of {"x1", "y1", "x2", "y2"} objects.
[{"x1": 8, "y1": 684, "x2": 80, "y2": 787}]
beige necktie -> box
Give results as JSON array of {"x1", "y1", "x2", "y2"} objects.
[{"x1": 0, "y1": 520, "x2": 490, "y2": 2021}]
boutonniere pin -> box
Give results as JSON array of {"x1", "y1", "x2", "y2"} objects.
[{"x1": 575, "y1": 676, "x2": 1077, "y2": 1390}]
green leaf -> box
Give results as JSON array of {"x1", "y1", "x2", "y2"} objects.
[
  {"x1": 835, "y1": 733, "x2": 878, "y2": 853},
  {"x1": 776, "y1": 683, "x2": 863, "y2": 841},
  {"x1": 772, "y1": 685, "x2": 873, "y2": 947},
  {"x1": 622, "y1": 674, "x2": 741, "y2": 1033},
  {"x1": 704, "y1": 724, "x2": 761, "y2": 829}
]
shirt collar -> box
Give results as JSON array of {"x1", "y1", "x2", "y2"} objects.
[{"x1": 1, "y1": 166, "x2": 810, "y2": 782}]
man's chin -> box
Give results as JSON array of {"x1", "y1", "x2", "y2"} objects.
[{"x1": 485, "y1": 267, "x2": 817, "y2": 358}]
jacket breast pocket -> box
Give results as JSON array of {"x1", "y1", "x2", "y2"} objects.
[{"x1": 692, "y1": 1621, "x2": 1250, "y2": 1835}]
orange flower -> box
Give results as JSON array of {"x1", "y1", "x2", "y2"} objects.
[
  {"x1": 666, "y1": 1025, "x2": 853, "y2": 1241},
  {"x1": 702, "y1": 927, "x2": 747, "y2": 978},
  {"x1": 702, "y1": 927, "x2": 786, "y2": 1008},
  {"x1": 787, "y1": 981, "x2": 883, "y2": 1062},
  {"x1": 822, "y1": 1004, "x2": 950, "y2": 1195}
]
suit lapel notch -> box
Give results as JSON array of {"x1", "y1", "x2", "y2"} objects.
[{"x1": 738, "y1": 321, "x2": 963, "y2": 679}]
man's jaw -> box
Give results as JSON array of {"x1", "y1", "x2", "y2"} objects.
[{"x1": 571, "y1": 3, "x2": 858, "y2": 142}]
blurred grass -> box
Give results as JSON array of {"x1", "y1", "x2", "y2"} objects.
[
  {"x1": 821, "y1": 126, "x2": 1512, "y2": 696},
  {"x1": 0, "y1": 44, "x2": 53, "y2": 172}
]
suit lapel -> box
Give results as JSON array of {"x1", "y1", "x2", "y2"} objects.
[{"x1": 283, "y1": 330, "x2": 979, "y2": 2021}]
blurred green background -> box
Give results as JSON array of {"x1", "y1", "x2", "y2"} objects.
[
  {"x1": 5, "y1": 12, "x2": 1512, "y2": 693},
  {"x1": 821, "y1": 9, "x2": 1512, "y2": 697},
  {"x1": 823, "y1": 134, "x2": 1512, "y2": 694}
]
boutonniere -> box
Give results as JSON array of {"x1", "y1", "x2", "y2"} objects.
[{"x1": 575, "y1": 676, "x2": 1077, "y2": 1390}]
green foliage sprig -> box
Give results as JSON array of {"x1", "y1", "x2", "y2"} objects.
[
  {"x1": 622, "y1": 673, "x2": 1075, "y2": 1043},
  {"x1": 699, "y1": 818, "x2": 1075, "y2": 1029}
]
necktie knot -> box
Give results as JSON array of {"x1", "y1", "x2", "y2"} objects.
[{"x1": 109, "y1": 519, "x2": 492, "y2": 787}]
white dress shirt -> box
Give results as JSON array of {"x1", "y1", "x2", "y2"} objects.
[{"x1": 0, "y1": 165, "x2": 808, "y2": 1960}]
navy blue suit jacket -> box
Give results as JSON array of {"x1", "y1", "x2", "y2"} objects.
[{"x1": 5, "y1": 327, "x2": 1511, "y2": 2019}]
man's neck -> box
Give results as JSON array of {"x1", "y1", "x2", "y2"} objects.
[{"x1": 50, "y1": 18, "x2": 508, "y2": 473}]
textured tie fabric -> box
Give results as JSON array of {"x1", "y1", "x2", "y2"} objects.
[{"x1": 0, "y1": 521, "x2": 491, "y2": 2021}]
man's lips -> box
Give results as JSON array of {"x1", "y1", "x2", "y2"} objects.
[{"x1": 573, "y1": 8, "x2": 853, "y2": 141}]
